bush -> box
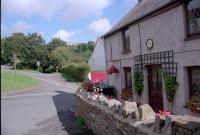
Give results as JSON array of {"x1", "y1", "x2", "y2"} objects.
[
  {"x1": 16, "y1": 62, "x2": 25, "y2": 69},
  {"x1": 45, "y1": 66, "x2": 56, "y2": 73},
  {"x1": 133, "y1": 71, "x2": 144, "y2": 95},
  {"x1": 62, "y1": 73, "x2": 79, "y2": 82},
  {"x1": 74, "y1": 116, "x2": 85, "y2": 128},
  {"x1": 61, "y1": 63, "x2": 90, "y2": 82}
]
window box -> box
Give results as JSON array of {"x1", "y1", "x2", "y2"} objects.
[
  {"x1": 121, "y1": 88, "x2": 133, "y2": 101},
  {"x1": 185, "y1": 96, "x2": 200, "y2": 114}
]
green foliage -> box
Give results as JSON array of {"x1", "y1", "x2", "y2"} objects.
[
  {"x1": 163, "y1": 73, "x2": 178, "y2": 103},
  {"x1": 72, "y1": 41, "x2": 95, "y2": 61},
  {"x1": 1, "y1": 32, "x2": 49, "y2": 71},
  {"x1": 62, "y1": 73, "x2": 79, "y2": 82},
  {"x1": 133, "y1": 71, "x2": 144, "y2": 95},
  {"x1": 49, "y1": 46, "x2": 73, "y2": 67},
  {"x1": 61, "y1": 63, "x2": 90, "y2": 82},
  {"x1": 45, "y1": 66, "x2": 56, "y2": 73},
  {"x1": 16, "y1": 62, "x2": 25, "y2": 69},
  {"x1": 1, "y1": 33, "x2": 27, "y2": 65},
  {"x1": 47, "y1": 38, "x2": 66, "y2": 51},
  {"x1": 74, "y1": 116, "x2": 85, "y2": 128},
  {"x1": 1, "y1": 33, "x2": 94, "y2": 80}
]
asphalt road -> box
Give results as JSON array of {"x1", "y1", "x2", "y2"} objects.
[{"x1": 1, "y1": 70, "x2": 91, "y2": 135}]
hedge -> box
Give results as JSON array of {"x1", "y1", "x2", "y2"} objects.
[
  {"x1": 61, "y1": 63, "x2": 90, "y2": 82},
  {"x1": 45, "y1": 66, "x2": 56, "y2": 73}
]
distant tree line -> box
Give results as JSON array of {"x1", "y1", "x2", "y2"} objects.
[{"x1": 1, "y1": 32, "x2": 95, "y2": 81}]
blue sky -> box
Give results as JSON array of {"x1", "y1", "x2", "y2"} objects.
[{"x1": 1, "y1": 0, "x2": 137, "y2": 43}]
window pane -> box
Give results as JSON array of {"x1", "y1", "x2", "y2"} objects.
[
  {"x1": 190, "y1": 67, "x2": 200, "y2": 100},
  {"x1": 124, "y1": 67, "x2": 132, "y2": 88},
  {"x1": 187, "y1": 0, "x2": 200, "y2": 34},
  {"x1": 123, "y1": 29, "x2": 130, "y2": 52}
]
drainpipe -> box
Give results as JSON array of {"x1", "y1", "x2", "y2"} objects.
[{"x1": 138, "y1": 23, "x2": 142, "y2": 59}]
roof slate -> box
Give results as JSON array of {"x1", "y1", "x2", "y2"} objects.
[{"x1": 103, "y1": 0, "x2": 178, "y2": 37}]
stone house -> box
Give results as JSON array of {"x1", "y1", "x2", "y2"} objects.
[
  {"x1": 88, "y1": 37, "x2": 107, "y2": 83},
  {"x1": 102, "y1": 0, "x2": 200, "y2": 115}
]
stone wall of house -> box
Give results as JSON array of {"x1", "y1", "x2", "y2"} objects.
[
  {"x1": 103, "y1": 3, "x2": 200, "y2": 115},
  {"x1": 74, "y1": 90, "x2": 200, "y2": 135}
]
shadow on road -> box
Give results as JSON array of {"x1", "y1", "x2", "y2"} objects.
[{"x1": 52, "y1": 91, "x2": 94, "y2": 135}]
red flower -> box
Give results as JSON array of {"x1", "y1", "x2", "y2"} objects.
[
  {"x1": 157, "y1": 110, "x2": 172, "y2": 116},
  {"x1": 107, "y1": 65, "x2": 119, "y2": 74}
]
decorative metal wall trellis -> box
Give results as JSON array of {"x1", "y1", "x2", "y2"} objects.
[{"x1": 133, "y1": 50, "x2": 177, "y2": 78}]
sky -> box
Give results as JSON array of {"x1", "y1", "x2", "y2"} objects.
[{"x1": 1, "y1": 0, "x2": 137, "y2": 43}]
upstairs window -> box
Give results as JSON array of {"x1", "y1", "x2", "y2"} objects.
[
  {"x1": 122, "y1": 28, "x2": 131, "y2": 53},
  {"x1": 185, "y1": 0, "x2": 200, "y2": 37},
  {"x1": 124, "y1": 67, "x2": 132, "y2": 88}
]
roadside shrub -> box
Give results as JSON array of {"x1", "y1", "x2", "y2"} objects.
[
  {"x1": 38, "y1": 67, "x2": 43, "y2": 72},
  {"x1": 45, "y1": 66, "x2": 56, "y2": 73},
  {"x1": 16, "y1": 62, "x2": 25, "y2": 69},
  {"x1": 62, "y1": 73, "x2": 79, "y2": 82},
  {"x1": 61, "y1": 63, "x2": 90, "y2": 82}
]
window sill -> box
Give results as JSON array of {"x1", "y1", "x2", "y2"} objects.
[{"x1": 184, "y1": 34, "x2": 200, "y2": 41}]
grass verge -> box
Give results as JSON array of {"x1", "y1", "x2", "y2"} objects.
[{"x1": 1, "y1": 71, "x2": 39, "y2": 93}]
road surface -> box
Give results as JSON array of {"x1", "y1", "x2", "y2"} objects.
[{"x1": 1, "y1": 69, "x2": 92, "y2": 135}]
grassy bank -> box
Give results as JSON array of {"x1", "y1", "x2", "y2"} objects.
[{"x1": 1, "y1": 71, "x2": 39, "y2": 93}]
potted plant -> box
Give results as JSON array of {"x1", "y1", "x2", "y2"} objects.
[
  {"x1": 163, "y1": 73, "x2": 178, "y2": 112},
  {"x1": 133, "y1": 70, "x2": 144, "y2": 95},
  {"x1": 163, "y1": 74, "x2": 178, "y2": 103}
]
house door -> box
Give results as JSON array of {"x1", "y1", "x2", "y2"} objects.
[{"x1": 148, "y1": 65, "x2": 163, "y2": 112}]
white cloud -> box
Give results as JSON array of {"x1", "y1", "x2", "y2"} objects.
[
  {"x1": 1, "y1": 21, "x2": 33, "y2": 37},
  {"x1": 53, "y1": 30, "x2": 76, "y2": 41},
  {"x1": 12, "y1": 21, "x2": 33, "y2": 33},
  {"x1": 2, "y1": 0, "x2": 112, "y2": 20},
  {"x1": 88, "y1": 18, "x2": 112, "y2": 35}
]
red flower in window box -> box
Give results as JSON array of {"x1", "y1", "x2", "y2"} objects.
[
  {"x1": 157, "y1": 110, "x2": 172, "y2": 116},
  {"x1": 121, "y1": 88, "x2": 133, "y2": 101},
  {"x1": 107, "y1": 65, "x2": 119, "y2": 74}
]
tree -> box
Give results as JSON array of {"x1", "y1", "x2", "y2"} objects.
[
  {"x1": 72, "y1": 41, "x2": 95, "y2": 62},
  {"x1": 1, "y1": 33, "x2": 27, "y2": 65},
  {"x1": 49, "y1": 46, "x2": 73, "y2": 67},
  {"x1": 27, "y1": 33, "x2": 45, "y2": 46},
  {"x1": 47, "y1": 38, "x2": 66, "y2": 51}
]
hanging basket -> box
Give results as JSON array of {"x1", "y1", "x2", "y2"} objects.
[{"x1": 107, "y1": 65, "x2": 119, "y2": 74}]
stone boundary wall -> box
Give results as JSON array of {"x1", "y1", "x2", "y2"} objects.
[{"x1": 74, "y1": 90, "x2": 200, "y2": 135}]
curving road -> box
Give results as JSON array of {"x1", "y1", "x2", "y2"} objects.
[{"x1": 1, "y1": 69, "x2": 92, "y2": 135}]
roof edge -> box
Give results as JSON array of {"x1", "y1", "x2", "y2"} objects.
[{"x1": 102, "y1": 0, "x2": 182, "y2": 38}]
